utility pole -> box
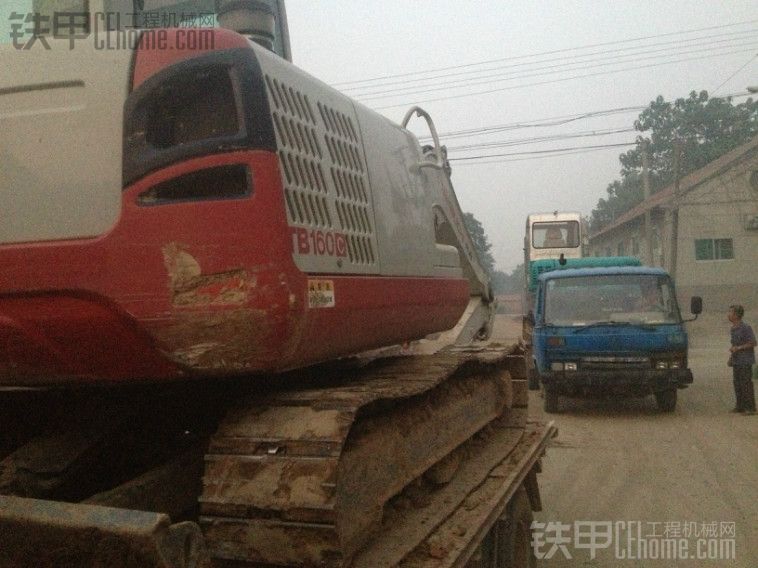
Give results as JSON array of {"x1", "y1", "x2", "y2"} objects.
[
  {"x1": 642, "y1": 141, "x2": 653, "y2": 265},
  {"x1": 669, "y1": 141, "x2": 682, "y2": 277}
]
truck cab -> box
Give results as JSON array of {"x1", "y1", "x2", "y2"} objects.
[
  {"x1": 524, "y1": 212, "x2": 583, "y2": 263},
  {"x1": 532, "y1": 266, "x2": 702, "y2": 413},
  {"x1": 522, "y1": 212, "x2": 582, "y2": 313}
]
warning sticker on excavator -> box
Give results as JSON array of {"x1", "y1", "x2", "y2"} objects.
[{"x1": 308, "y1": 279, "x2": 335, "y2": 308}]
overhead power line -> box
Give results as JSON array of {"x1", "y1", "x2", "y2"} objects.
[
  {"x1": 446, "y1": 127, "x2": 636, "y2": 152},
  {"x1": 420, "y1": 106, "x2": 647, "y2": 141},
  {"x1": 373, "y1": 50, "x2": 758, "y2": 110},
  {"x1": 344, "y1": 29, "x2": 758, "y2": 95},
  {"x1": 332, "y1": 19, "x2": 758, "y2": 87},
  {"x1": 362, "y1": 42, "x2": 758, "y2": 102},
  {"x1": 449, "y1": 142, "x2": 638, "y2": 164},
  {"x1": 417, "y1": 90, "x2": 750, "y2": 143},
  {"x1": 712, "y1": 53, "x2": 758, "y2": 94},
  {"x1": 358, "y1": 38, "x2": 758, "y2": 99}
]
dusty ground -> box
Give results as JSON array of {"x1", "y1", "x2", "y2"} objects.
[{"x1": 491, "y1": 313, "x2": 758, "y2": 568}]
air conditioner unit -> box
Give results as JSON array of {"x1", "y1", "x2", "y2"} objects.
[{"x1": 746, "y1": 215, "x2": 758, "y2": 230}]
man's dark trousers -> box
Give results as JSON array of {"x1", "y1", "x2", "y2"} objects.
[{"x1": 733, "y1": 365, "x2": 756, "y2": 411}]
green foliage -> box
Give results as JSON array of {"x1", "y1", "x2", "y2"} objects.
[
  {"x1": 590, "y1": 91, "x2": 758, "y2": 232},
  {"x1": 459, "y1": 212, "x2": 522, "y2": 293},
  {"x1": 491, "y1": 270, "x2": 508, "y2": 294},
  {"x1": 463, "y1": 212, "x2": 495, "y2": 275},
  {"x1": 491, "y1": 263, "x2": 525, "y2": 294}
]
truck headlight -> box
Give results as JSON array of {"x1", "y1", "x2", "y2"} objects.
[
  {"x1": 655, "y1": 361, "x2": 668, "y2": 369},
  {"x1": 551, "y1": 362, "x2": 565, "y2": 371},
  {"x1": 670, "y1": 360, "x2": 681, "y2": 369},
  {"x1": 564, "y1": 362, "x2": 578, "y2": 371}
]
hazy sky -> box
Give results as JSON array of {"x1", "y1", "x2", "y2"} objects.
[
  {"x1": 1, "y1": 1, "x2": 755, "y2": 271},
  {"x1": 285, "y1": 0, "x2": 758, "y2": 271}
]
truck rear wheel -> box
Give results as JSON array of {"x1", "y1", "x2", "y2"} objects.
[
  {"x1": 500, "y1": 486, "x2": 536, "y2": 568},
  {"x1": 543, "y1": 387, "x2": 560, "y2": 413},
  {"x1": 528, "y1": 367, "x2": 540, "y2": 391},
  {"x1": 465, "y1": 486, "x2": 536, "y2": 568},
  {"x1": 654, "y1": 389, "x2": 677, "y2": 412}
]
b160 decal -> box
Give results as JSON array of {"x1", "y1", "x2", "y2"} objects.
[
  {"x1": 291, "y1": 228, "x2": 348, "y2": 258},
  {"x1": 308, "y1": 279, "x2": 335, "y2": 308}
]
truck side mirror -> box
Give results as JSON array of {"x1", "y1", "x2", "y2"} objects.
[{"x1": 690, "y1": 296, "x2": 703, "y2": 315}]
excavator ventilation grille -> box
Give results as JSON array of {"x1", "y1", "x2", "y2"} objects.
[
  {"x1": 318, "y1": 102, "x2": 375, "y2": 266},
  {"x1": 264, "y1": 74, "x2": 377, "y2": 271}
]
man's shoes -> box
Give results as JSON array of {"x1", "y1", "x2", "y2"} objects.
[
  {"x1": 741, "y1": 410, "x2": 756, "y2": 416},
  {"x1": 730, "y1": 408, "x2": 743, "y2": 413}
]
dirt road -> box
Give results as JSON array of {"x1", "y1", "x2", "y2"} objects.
[{"x1": 492, "y1": 314, "x2": 757, "y2": 567}]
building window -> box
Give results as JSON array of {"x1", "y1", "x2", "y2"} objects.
[
  {"x1": 617, "y1": 241, "x2": 626, "y2": 256},
  {"x1": 695, "y1": 238, "x2": 734, "y2": 261}
]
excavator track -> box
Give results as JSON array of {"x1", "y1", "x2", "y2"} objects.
[{"x1": 200, "y1": 346, "x2": 529, "y2": 567}]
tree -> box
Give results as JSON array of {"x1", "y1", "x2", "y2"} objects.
[
  {"x1": 463, "y1": 212, "x2": 495, "y2": 275},
  {"x1": 490, "y1": 270, "x2": 508, "y2": 294},
  {"x1": 489, "y1": 264, "x2": 525, "y2": 294},
  {"x1": 590, "y1": 91, "x2": 758, "y2": 232}
]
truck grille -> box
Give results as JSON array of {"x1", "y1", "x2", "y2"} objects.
[{"x1": 581, "y1": 356, "x2": 650, "y2": 370}]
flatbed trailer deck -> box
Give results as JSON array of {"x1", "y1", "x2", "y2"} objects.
[{"x1": 0, "y1": 345, "x2": 555, "y2": 567}]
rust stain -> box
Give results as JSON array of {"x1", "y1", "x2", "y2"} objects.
[{"x1": 161, "y1": 242, "x2": 253, "y2": 307}]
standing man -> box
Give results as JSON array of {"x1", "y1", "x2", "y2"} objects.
[{"x1": 728, "y1": 305, "x2": 756, "y2": 415}]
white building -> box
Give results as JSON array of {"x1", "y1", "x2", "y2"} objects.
[{"x1": 588, "y1": 137, "x2": 758, "y2": 311}]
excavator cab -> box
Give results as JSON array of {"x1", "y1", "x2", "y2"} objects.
[{"x1": 1, "y1": 1, "x2": 291, "y2": 59}]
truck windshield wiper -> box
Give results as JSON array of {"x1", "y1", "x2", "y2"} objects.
[{"x1": 571, "y1": 321, "x2": 656, "y2": 333}]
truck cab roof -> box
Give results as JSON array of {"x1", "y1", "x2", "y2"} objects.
[{"x1": 537, "y1": 265, "x2": 669, "y2": 281}]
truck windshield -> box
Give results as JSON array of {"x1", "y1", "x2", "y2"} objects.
[
  {"x1": 532, "y1": 221, "x2": 580, "y2": 249},
  {"x1": 544, "y1": 274, "x2": 680, "y2": 326}
]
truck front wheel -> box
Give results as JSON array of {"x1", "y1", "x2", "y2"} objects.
[
  {"x1": 654, "y1": 389, "x2": 677, "y2": 412},
  {"x1": 543, "y1": 387, "x2": 560, "y2": 413}
]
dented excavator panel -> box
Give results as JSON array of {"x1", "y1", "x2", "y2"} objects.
[
  {"x1": 156, "y1": 242, "x2": 287, "y2": 372},
  {"x1": 154, "y1": 309, "x2": 273, "y2": 371},
  {"x1": 199, "y1": 347, "x2": 525, "y2": 566},
  {"x1": 162, "y1": 243, "x2": 253, "y2": 307},
  {"x1": 171, "y1": 271, "x2": 252, "y2": 307}
]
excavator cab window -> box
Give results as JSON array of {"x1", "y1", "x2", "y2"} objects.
[{"x1": 144, "y1": 65, "x2": 241, "y2": 148}]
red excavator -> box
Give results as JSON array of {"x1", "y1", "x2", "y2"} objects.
[{"x1": 0, "y1": 2, "x2": 554, "y2": 566}]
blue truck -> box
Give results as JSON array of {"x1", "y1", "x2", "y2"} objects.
[{"x1": 530, "y1": 265, "x2": 702, "y2": 413}]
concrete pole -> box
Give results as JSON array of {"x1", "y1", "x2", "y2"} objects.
[
  {"x1": 642, "y1": 142, "x2": 653, "y2": 265},
  {"x1": 669, "y1": 141, "x2": 682, "y2": 277}
]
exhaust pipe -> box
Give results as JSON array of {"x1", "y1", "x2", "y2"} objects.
[{"x1": 216, "y1": 0, "x2": 278, "y2": 53}]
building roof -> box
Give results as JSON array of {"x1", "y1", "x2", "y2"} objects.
[
  {"x1": 589, "y1": 135, "x2": 758, "y2": 241},
  {"x1": 538, "y1": 266, "x2": 668, "y2": 281}
]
